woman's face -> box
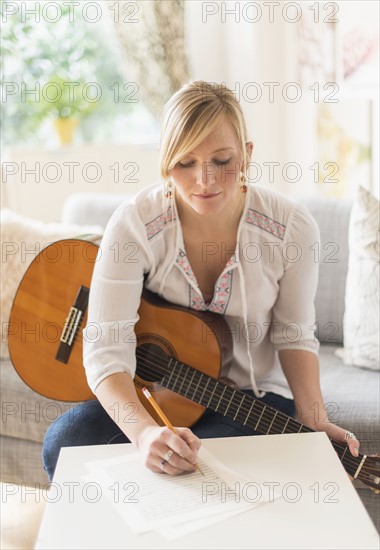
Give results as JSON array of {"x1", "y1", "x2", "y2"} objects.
[{"x1": 170, "y1": 118, "x2": 253, "y2": 218}]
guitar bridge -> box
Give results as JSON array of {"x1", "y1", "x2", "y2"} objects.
[
  {"x1": 56, "y1": 286, "x2": 89, "y2": 364},
  {"x1": 60, "y1": 307, "x2": 82, "y2": 345}
]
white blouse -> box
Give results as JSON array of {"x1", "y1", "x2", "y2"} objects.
[{"x1": 83, "y1": 182, "x2": 320, "y2": 399}]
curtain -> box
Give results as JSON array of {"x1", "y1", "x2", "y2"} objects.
[{"x1": 112, "y1": 0, "x2": 190, "y2": 119}]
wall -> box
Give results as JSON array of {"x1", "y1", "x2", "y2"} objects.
[{"x1": 1, "y1": 143, "x2": 159, "y2": 222}]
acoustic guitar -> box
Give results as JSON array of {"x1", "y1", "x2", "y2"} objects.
[{"x1": 8, "y1": 238, "x2": 380, "y2": 492}]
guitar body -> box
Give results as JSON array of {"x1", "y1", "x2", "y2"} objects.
[
  {"x1": 8, "y1": 239, "x2": 97, "y2": 402},
  {"x1": 8, "y1": 239, "x2": 230, "y2": 426}
]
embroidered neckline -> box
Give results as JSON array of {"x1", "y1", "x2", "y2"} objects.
[
  {"x1": 245, "y1": 208, "x2": 286, "y2": 240},
  {"x1": 176, "y1": 248, "x2": 236, "y2": 314},
  {"x1": 173, "y1": 188, "x2": 251, "y2": 313},
  {"x1": 145, "y1": 204, "x2": 176, "y2": 240}
]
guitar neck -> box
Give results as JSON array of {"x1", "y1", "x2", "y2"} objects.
[{"x1": 160, "y1": 357, "x2": 361, "y2": 478}]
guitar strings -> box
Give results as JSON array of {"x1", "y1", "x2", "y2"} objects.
[
  {"x1": 135, "y1": 348, "x2": 314, "y2": 435},
  {"x1": 135, "y1": 346, "x2": 307, "y2": 433},
  {"x1": 134, "y1": 349, "x2": 368, "y2": 475},
  {"x1": 136, "y1": 349, "x2": 304, "y2": 435}
]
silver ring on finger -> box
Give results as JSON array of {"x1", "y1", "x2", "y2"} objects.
[
  {"x1": 160, "y1": 459, "x2": 167, "y2": 471},
  {"x1": 345, "y1": 430, "x2": 357, "y2": 441},
  {"x1": 163, "y1": 449, "x2": 174, "y2": 464}
]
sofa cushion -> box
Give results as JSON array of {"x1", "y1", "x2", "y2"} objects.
[
  {"x1": 62, "y1": 192, "x2": 132, "y2": 228},
  {"x1": 0, "y1": 358, "x2": 80, "y2": 445},
  {"x1": 0, "y1": 435, "x2": 49, "y2": 485},
  {"x1": 337, "y1": 187, "x2": 380, "y2": 370},
  {"x1": 300, "y1": 198, "x2": 352, "y2": 345}
]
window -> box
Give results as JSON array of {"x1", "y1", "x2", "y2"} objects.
[{"x1": 1, "y1": 0, "x2": 160, "y2": 147}]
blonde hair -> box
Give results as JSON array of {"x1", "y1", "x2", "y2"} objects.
[{"x1": 159, "y1": 81, "x2": 249, "y2": 182}]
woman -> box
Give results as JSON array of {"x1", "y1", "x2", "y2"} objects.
[{"x1": 43, "y1": 81, "x2": 360, "y2": 479}]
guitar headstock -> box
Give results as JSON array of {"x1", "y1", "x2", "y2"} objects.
[{"x1": 359, "y1": 454, "x2": 380, "y2": 493}]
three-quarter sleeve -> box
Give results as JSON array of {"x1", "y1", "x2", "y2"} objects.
[
  {"x1": 82, "y1": 202, "x2": 152, "y2": 392},
  {"x1": 270, "y1": 203, "x2": 320, "y2": 355}
]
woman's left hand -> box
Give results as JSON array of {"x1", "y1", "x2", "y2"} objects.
[{"x1": 316, "y1": 421, "x2": 360, "y2": 457}]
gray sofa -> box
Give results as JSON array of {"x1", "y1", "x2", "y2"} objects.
[{"x1": 1, "y1": 192, "x2": 379, "y2": 532}]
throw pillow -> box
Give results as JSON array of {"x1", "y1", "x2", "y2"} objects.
[
  {"x1": 335, "y1": 186, "x2": 380, "y2": 370},
  {"x1": 0, "y1": 208, "x2": 103, "y2": 359}
]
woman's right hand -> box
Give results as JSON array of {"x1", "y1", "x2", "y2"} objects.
[{"x1": 137, "y1": 425, "x2": 201, "y2": 475}]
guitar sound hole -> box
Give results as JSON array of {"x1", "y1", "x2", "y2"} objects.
[{"x1": 136, "y1": 342, "x2": 169, "y2": 383}]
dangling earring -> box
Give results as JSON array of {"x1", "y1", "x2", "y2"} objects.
[
  {"x1": 240, "y1": 172, "x2": 247, "y2": 193},
  {"x1": 164, "y1": 179, "x2": 173, "y2": 199}
]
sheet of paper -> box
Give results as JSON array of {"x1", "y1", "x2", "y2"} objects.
[
  {"x1": 83, "y1": 447, "x2": 281, "y2": 539},
  {"x1": 155, "y1": 447, "x2": 282, "y2": 539},
  {"x1": 156, "y1": 497, "x2": 263, "y2": 540}
]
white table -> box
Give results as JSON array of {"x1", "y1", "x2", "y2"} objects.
[{"x1": 35, "y1": 432, "x2": 379, "y2": 549}]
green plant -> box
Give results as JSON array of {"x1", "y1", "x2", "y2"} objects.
[{"x1": 31, "y1": 75, "x2": 98, "y2": 122}]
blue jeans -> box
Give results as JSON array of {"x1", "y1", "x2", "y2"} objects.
[{"x1": 42, "y1": 391, "x2": 295, "y2": 480}]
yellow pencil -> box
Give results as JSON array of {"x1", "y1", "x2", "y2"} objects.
[{"x1": 142, "y1": 387, "x2": 204, "y2": 476}]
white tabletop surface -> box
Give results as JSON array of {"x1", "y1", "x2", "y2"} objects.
[{"x1": 35, "y1": 432, "x2": 379, "y2": 549}]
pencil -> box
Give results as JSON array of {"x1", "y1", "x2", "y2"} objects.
[{"x1": 142, "y1": 387, "x2": 204, "y2": 476}]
